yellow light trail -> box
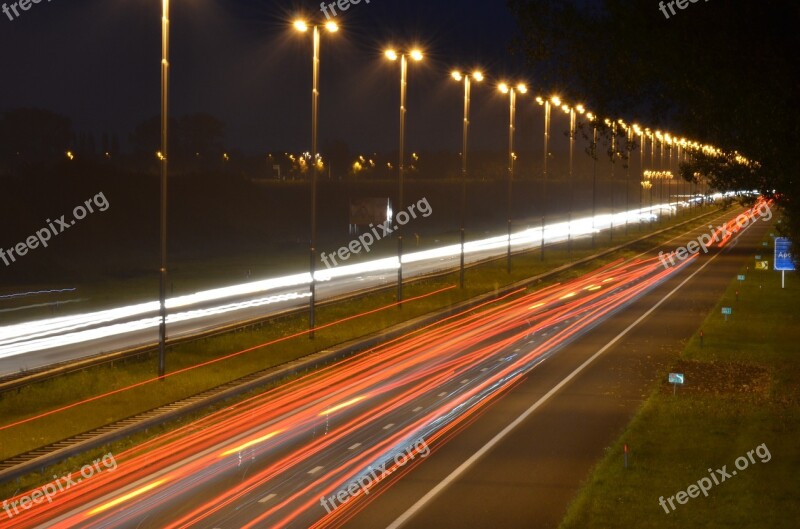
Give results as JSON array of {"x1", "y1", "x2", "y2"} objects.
[
  {"x1": 220, "y1": 430, "x2": 283, "y2": 457},
  {"x1": 319, "y1": 395, "x2": 367, "y2": 416},
  {"x1": 87, "y1": 479, "x2": 167, "y2": 516}
]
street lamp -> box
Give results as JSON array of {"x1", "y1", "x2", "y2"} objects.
[
  {"x1": 605, "y1": 118, "x2": 617, "y2": 241},
  {"x1": 586, "y1": 111, "x2": 598, "y2": 248},
  {"x1": 451, "y1": 70, "x2": 483, "y2": 288},
  {"x1": 556, "y1": 100, "x2": 579, "y2": 254},
  {"x1": 537, "y1": 95, "x2": 559, "y2": 220},
  {"x1": 500, "y1": 82, "x2": 527, "y2": 273},
  {"x1": 386, "y1": 47, "x2": 423, "y2": 302},
  {"x1": 620, "y1": 119, "x2": 631, "y2": 235},
  {"x1": 294, "y1": 18, "x2": 339, "y2": 336},
  {"x1": 634, "y1": 124, "x2": 644, "y2": 230},
  {"x1": 646, "y1": 129, "x2": 655, "y2": 222},
  {"x1": 655, "y1": 130, "x2": 665, "y2": 223},
  {"x1": 157, "y1": 0, "x2": 170, "y2": 379},
  {"x1": 665, "y1": 133, "x2": 674, "y2": 219}
]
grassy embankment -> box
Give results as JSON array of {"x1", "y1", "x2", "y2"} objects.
[{"x1": 560, "y1": 227, "x2": 800, "y2": 528}]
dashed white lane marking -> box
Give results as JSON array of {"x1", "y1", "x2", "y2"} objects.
[
  {"x1": 437, "y1": 392, "x2": 447, "y2": 397},
  {"x1": 460, "y1": 379, "x2": 469, "y2": 384},
  {"x1": 386, "y1": 250, "x2": 718, "y2": 529},
  {"x1": 258, "y1": 493, "x2": 276, "y2": 503},
  {"x1": 383, "y1": 423, "x2": 395, "y2": 430},
  {"x1": 349, "y1": 443, "x2": 361, "y2": 450},
  {"x1": 308, "y1": 466, "x2": 323, "y2": 475},
  {"x1": 412, "y1": 406, "x2": 423, "y2": 412}
]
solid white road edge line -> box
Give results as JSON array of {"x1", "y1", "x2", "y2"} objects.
[{"x1": 385, "y1": 242, "x2": 729, "y2": 529}]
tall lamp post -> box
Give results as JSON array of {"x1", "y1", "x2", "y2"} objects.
[
  {"x1": 451, "y1": 70, "x2": 483, "y2": 288},
  {"x1": 386, "y1": 48, "x2": 423, "y2": 302},
  {"x1": 499, "y1": 82, "x2": 527, "y2": 273},
  {"x1": 656, "y1": 130, "x2": 665, "y2": 222},
  {"x1": 664, "y1": 134, "x2": 672, "y2": 220},
  {"x1": 158, "y1": 0, "x2": 170, "y2": 379},
  {"x1": 294, "y1": 19, "x2": 338, "y2": 336},
  {"x1": 647, "y1": 129, "x2": 655, "y2": 217},
  {"x1": 621, "y1": 120, "x2": 631, "y2": 236},
  {"x1": 563, "y1": 101, "x2": 583, "y2": 254},
  {"x1": 536, "y1": 96, "x2": 558, "y2": 227},
  {"x1": 634, "y1": 124, "x2": 644, "y2": 230},
  {"x1": 587, "y1": 111, "x2": 598, "y2": 248},
  {"x1": 605, "y1": 118, "x2": 617, "y2": 242}
]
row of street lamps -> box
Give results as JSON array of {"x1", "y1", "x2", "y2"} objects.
[{"x1": 154, "y1": 6, "x2": 743, "y2": 373}]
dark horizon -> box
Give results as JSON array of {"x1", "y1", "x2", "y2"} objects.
[{"x1": 0, "y1": 0, "x2": 536, "y2": 155}]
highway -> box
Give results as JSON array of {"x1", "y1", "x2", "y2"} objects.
[
  {"x1": 3, "y1": 201, "x2": 768, "y2": 529},
  {"x1": 0, "y1": 204, "x2": 678, "y2": 375},
  {"x1": 345, "y1": 204, "x2": 772, "y2": 529}
]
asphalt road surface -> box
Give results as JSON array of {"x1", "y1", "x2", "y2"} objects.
[
  {"x1": 344, "y1": 206, "x2": 771, "y2": 529},
  {"x1": 4, "y1": 203, "x2": 769, "y2": 528}
]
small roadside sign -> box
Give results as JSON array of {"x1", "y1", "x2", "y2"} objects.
[
  {"x1": 737, "y1": 275, "x2": 745, "y2": 281},
  {"x1": 775, "y1": 238, "x2": 795, "y2": 271},
  {"x1": 722, "y1": 307, "x2": 732, "y2": 321},
  {"x1": 668, "y1": 373, "x2": 684, "y2": 384},
  {"x1": 756, "y1": 261, "x2": 769, "y2": 270},
  {"x1": 775, "y1": 237, "x2": 794, "y2": 289},
  {"x1": 755, "y1": 255, "x2": 761, "y2": 260},
  {"x1": 669, "y1": 373, "x2": 684, "y2": 395}
]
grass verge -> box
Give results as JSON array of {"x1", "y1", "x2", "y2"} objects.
[{"x1": 559, "y1": 226, "x2": 800, "y2": 529}]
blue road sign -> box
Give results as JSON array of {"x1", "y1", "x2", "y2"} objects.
[
  {"x1": 721, "y1": 307, "x2": 732, "y2": 315},
  {"x1": 737, "y1": 275, "x2": 746, "y2": 281},
  {"x1": 668, "y1": 373, "x2": 684, "y2": 384},
  {"x1": 775, "y1": 238, "x2": 795, "y2": 271}
]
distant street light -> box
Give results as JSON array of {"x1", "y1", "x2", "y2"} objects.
[
  {"x1": 635, "y1": 124, "x2": 645, "y2": 230},
  {"x1": 621, "y1": 120, "x2": 631, "y2": 235},
  {"x1": 656, "y1": 130, "x2": 665, "y2": 223},
  {"x1": 647, "y1": 129, "x2": 655, "y2": 220},
  {"x1": 605, "y1": 118, "x2": 617, "y2": 242},
  {"x1": 499, "y1": 82, "x2": 527, "y2": 273},
  {"x1": 451, "y1": 70, "x2": 483, "y2": 288},
  {"x1": 535, "y1": 96, "x2": 553, "y2": 221},
  {"x1": 386, "y1": 48, "x2": 423, "y2": 302},
  {"x1": 564, "y1": 101, "x2": 581, "y2": 254},
  {"x1": 587, "y1": 111, "x2": 599, "y2": 248},
  {"x1": 158, "y1": 0, "x2": 170, "y2": 379}
]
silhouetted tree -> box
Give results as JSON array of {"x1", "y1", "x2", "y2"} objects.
[{"x1": 510, "y1": 0, "x2": 800, "y2": 239}]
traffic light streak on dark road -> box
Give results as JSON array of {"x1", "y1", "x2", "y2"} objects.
[{"x1": 7, "y1": 248, "x2": 698, "y2": 528}]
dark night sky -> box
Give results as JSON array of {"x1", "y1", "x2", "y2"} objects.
[{"x1": 0, "y1": 0, "x2": 546, "y2": 155}]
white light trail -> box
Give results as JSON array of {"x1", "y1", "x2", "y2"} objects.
[{"x1": 0, "y1": 201, "x2": 702, "y2": 362}]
